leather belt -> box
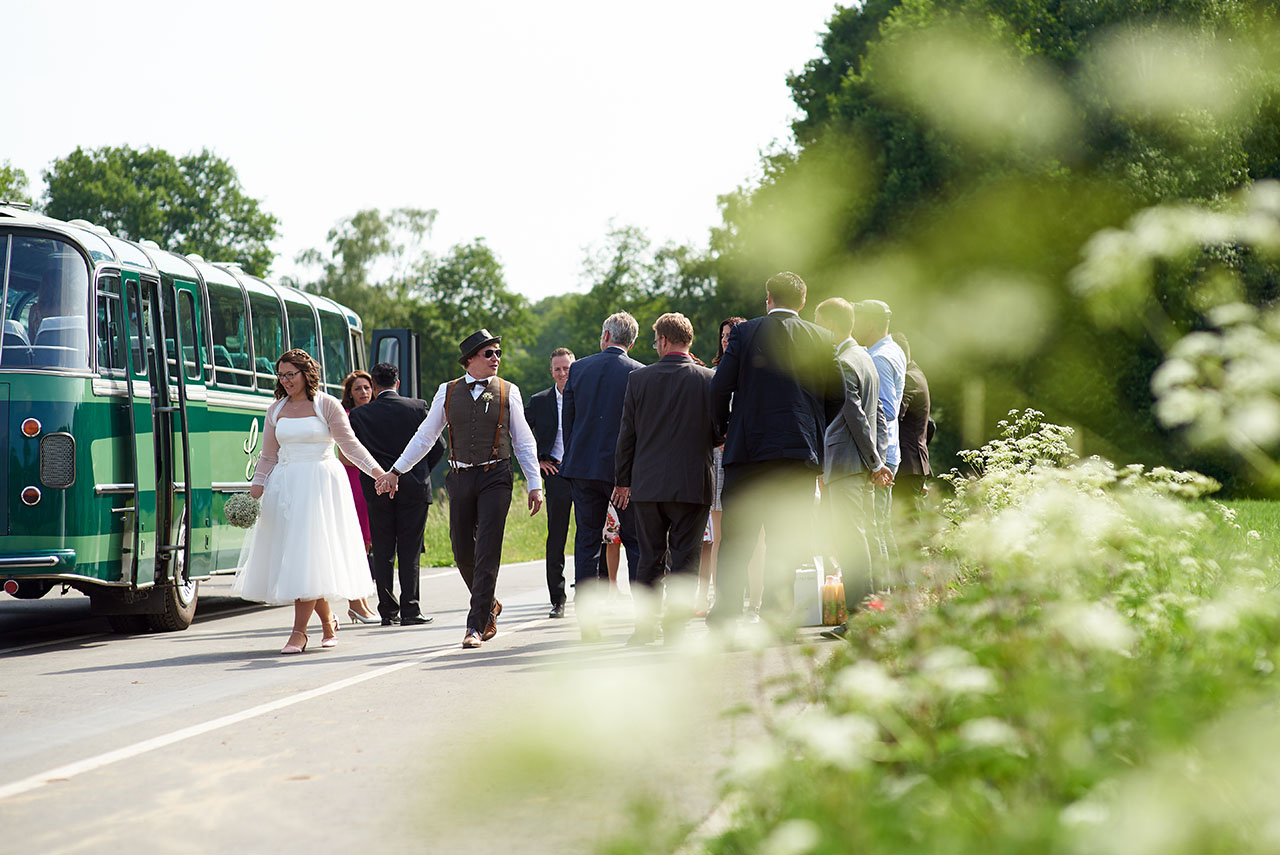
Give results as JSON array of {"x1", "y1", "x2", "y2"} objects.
[{"x1": 450, "y1": 459, "x2": 503, "y2": 470}]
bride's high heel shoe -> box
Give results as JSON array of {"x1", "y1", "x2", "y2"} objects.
[
  {"x1": 321, "y1": 617, "x2": 339, "y2": 649},
  {"x1": 281, "y1": 631, "x2": 308, "y2": 655},
  {"x1": 347, "y1": 608, "x2": 380, "y2": 625}
]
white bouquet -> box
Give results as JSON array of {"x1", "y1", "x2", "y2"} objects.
[{"x1": 224, "y1": 492, "x2": 261, "y2": 529}]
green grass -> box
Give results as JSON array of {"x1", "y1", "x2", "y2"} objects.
[
  {"x1": 1223, "y1": 499, "x2": 1280, "y2": 544},
  {"x1": 422, "y1": 481, "x2": 575, "y2": 567}
]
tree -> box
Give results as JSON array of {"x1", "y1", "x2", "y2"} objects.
[
  {"x1": 714, "y1": 0, "x2": 1280, "y2": 484},
  {"x1": 0, "y1": 161, "x2": 31, "y2": 206},
  {"x1": 43, "y1": 146, "x2": 279, "y2": 275}
]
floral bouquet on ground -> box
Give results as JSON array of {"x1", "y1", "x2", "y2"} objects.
[{"x1": 224, "y1": 492, "x2": 261, "y2": 529}]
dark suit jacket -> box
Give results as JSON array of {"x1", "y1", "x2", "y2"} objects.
[
  {"x1": 615, "y1": 354, "x2": 721, "y2": 504},
  {"x1": 559, "y1": 346, "x2": 644, "y2": 482},
  {"x1": 348, "y1": 390, "x2": 445, "y2": 501},
  {"x1": 524, "y1": 385, "x2": 562, "y2": 462},
  {"x1": 898, "y1": 361, "x2": 933, "y2": 476},
  {"x1": 713, "y1": 311, "x2": 843, "y2": 470}
]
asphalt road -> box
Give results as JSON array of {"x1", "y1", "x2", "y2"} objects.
[{"x1": 0, "y1": 558, "x2": 802, "y2": 855}]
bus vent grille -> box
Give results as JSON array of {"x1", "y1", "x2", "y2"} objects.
[{"x1": 40, "y1": 433, "x2": 76, "y2": 488}]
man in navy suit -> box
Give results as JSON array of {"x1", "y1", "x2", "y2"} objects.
[
  {"x1": 709, "y1": 272, "x2": 844, "y2": 627},
  {"x1": 560, "y1": 311, "x2": 644, "y2": 640}
]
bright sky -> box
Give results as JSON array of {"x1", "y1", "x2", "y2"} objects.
[{"x1": 5, "y1": 1, "x2": 841, "y2": 301}]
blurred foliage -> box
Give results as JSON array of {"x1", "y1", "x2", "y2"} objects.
[
  {"x1": 605, "y1": 412, "x2": 1280, "y2": 854},
  {"x1": 713, "y1": 0, "x2": 1280, "y2": 493},
  {"x1": 42, "y1": 145, "x2": 279, "y2": 276},
  {"x1": 0, "y1": 160, "x2": 31, "y2": 206}
]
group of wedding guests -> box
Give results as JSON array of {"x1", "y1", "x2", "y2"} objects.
[{"x1": 230, "y1": 270, "x2": 931, "y2": 652}]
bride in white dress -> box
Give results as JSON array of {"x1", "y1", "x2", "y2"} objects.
[{"x1": 232, "y1": 349, "x2": 389, "y2": 654}]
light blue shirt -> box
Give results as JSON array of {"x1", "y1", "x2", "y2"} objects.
[{"x1": 866, "y1": 335, "x2": 907, "y2": 470}]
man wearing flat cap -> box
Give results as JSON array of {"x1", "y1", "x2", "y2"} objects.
[{"x1": 377, "y1": 329, "x2": 543, "y2": 649}]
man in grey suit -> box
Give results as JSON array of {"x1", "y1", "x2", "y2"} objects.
[
  {"x1": 814, "y1": 298, "x2": 893, "y2": 640},
  {"x1": 612, "y1": 313, "x2": 721, "y2": 645}
]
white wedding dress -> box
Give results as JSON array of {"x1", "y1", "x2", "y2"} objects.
[{"x1": 232, "y1": 398, "x2": 376, "y2": 605}]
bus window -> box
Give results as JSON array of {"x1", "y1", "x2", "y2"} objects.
[
  {"x1": 318, "y1": 308, "x2": 348, "y2": 395},
  {"x1": 249, "y1": 291, "x2": 284, "y2": 387},
  {"x1": 350, "y1": 329, "x2": 365, "y2": 371},
  {"x1": 285, "y1": 301, "x2": 317, "y2": 363},
  {"x1": 162, "y1": 286, "x2": 181, "y2": 383},
  {"x1": 178, "y1": 290, "x2": 203, "y2": 382},
  {"x1": 0, "y1": 236, "x2": 90, "y2": 370},
  {"x1": 95, "y1": 274, "x2": 126, "y2": 377},
  {"x1": 206, "y1": 280, "x2": 253, "y2": 388}
]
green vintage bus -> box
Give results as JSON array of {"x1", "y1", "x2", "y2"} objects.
[{"x1": 0, "y1": 205, "x2": 371, "y2": 631}]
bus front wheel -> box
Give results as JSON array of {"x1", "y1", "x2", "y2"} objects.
[{"x1": 147, "y1": 516, "x2": 197, "y2": 632}]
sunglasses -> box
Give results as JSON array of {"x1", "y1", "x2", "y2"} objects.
[{"x1": 482, "y1": 348, "x2": 502, "y2": 359}]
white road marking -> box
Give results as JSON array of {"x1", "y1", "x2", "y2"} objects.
[{"x1": 0, "y1": 615, "x2": 551, "y2": 802}]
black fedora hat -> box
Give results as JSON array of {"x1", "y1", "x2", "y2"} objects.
[{"x1": 458, "y1": 329, "x2": 502, "y2": 365}]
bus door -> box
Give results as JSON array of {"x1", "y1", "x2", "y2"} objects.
[
  {"x1": 119, "y1": 271, "x2": 167, "y2": 589},
  {"x1": 165, "y1": 279, "x2": 213, "y2": 582},
  {"x1": 369, "y1": 329, "x2": 421, "y2": 398}
]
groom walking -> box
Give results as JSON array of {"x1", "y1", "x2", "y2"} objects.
[{"x1": 377, "y1": 330, "x2": 543, "y2": 649}]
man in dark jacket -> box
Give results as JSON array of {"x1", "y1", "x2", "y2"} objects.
[
  {"x1": 892, "y1": 332, "x2": 933, "y2": 513},
  {"x1": 612, "y1": 313, "x2": 721, "y2": 645},
  {"x1": 560, "y1": 312, "x2": 644, "y2": 640},
  {"x1": 524, "y1": 347, "x2": 576, "y2": 618},
  {"x1": 709, "y1": 272, "x2": 844, "y2": 627},
  {"x1": 348, "y1": 362, "x2": 445, "y2": 626}
]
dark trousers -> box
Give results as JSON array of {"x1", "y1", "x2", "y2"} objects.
[
  {"x1": 570, "y1": 478, "x2": 639, "y2": 591},
  {"x1": 632, "y1": 501, "x2": 708, "y2": 588},
  {"x1": 710, "y1": 460, "x2": 817, "y2": 624},
  {"x1": 446, "y1": 461, "x2": 513, "y2": 633},
  {"x1": 367, "y1": 489, "x2": 430, "y2": 621},
  {"x1": 544, "y1": 470, "x2": 572, "y2": 607}
]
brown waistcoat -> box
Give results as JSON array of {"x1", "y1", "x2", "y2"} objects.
[{"x1": 445, "y1": 377, "x2": 511, "y2": 466}]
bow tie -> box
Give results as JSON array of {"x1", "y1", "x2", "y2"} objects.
[{"x1": 469, "y1": 379, "x2": 488, "y2": 389}]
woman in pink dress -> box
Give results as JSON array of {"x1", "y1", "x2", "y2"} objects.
[{"x1": 341, "y1": 370, "x2": 379, "y2": 624}]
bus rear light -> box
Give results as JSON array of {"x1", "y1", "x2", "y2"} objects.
[
  {"x1": 21, "y1": 418, "x2": 41, "y2": 437},
  {"x1": 3, "y1": 580, "x2": 17, "y2": 595},
  {"x1": 21, "y1": 486, "x2": 41, "y2": 506}
]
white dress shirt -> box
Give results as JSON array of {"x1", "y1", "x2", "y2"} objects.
[
  {"x1": 550, "y1": 386, "x2": 565, "y2": 462},
  {"x1": 392, "y1": 373, "x2": 542, "y2": 491}
]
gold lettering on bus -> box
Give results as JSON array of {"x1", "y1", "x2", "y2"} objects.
[{"x1": 244, "y1": 418, "x2": 261, "y2": 482}]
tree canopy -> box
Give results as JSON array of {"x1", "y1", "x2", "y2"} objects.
[
  {"x1": 0, "y1": 161, "x2": 31, "y2": 206},
  {"x1": 43, "y1": 146, "x2": 279, "y2": 276}
]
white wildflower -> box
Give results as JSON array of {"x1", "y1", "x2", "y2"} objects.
[
  {"x1": 760, "y1": 819, "x2": 822, "y2": 855},
  {"x1": 1050, "y1": 602, "x2": 1137, "y2": 654},
  {"x1": 958, "y1": 717, "x2": 1022, "y2": 752},
  {"x1": 784, "y1": 710, "x2": 878, "y2": 771},
  {"x1": 834, "y1": 660, "x2": 907, "y2": 709},
  {"x1": 726, "y1": 738, "x2": 783, "y2": 785}
]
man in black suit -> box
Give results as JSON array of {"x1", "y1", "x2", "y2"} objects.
[
  {"x1": 348, "y1": 362, "x2": 445, "y2": 626},
  {"x1": 709, "y1": 271, "x2": 844, "y2": 628},
  {"x1": 893, "y1": 332, "x2": 933, "y2": 515},
  {"x1": 524, "y1": 347, "x2": 576, "y2": 619},
  {"x1": 560, "y1": 311, "x2": 644, "y2": 641},
  {"x1": 613, "y1": 313, "x2": 720, "y2": 645}
]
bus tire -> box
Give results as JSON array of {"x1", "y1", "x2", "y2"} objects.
[{"x1": 147, "y1": 516, "x2": 197, "y2": 632}]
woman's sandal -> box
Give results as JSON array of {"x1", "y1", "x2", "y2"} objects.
[
  {"x1": 281, "y1": 631, "x2": 309, "y2": 655},
  {"x1": 321, "y1": 617, "x2": 339, "y2": 649}
]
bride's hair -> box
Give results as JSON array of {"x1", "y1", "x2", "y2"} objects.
[{"x1": 274, "y1": 349, "x2": 322, "y2": 400}]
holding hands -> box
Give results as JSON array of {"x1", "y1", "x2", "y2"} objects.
[
  {"x1": 374, "y1": 470, "x2": 399, "y2": 498},
  {"x1": 872, "y1": 466, "x2": 894, "y2": 488}
]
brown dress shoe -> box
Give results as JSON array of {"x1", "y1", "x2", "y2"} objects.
[
  {"x1": 481, "y1": 612, "x2": 498, "y2": 641},
  {"x1": 492, "y1": 599, "x2": 503, "y2": 618},
  {"x1": 462, "y1": 630, "x2": 483, "y2": 648}
]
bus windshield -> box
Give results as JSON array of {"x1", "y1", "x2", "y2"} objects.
[{"x1": 1, "y1": 235, "x2": 91, "y2": 370}]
